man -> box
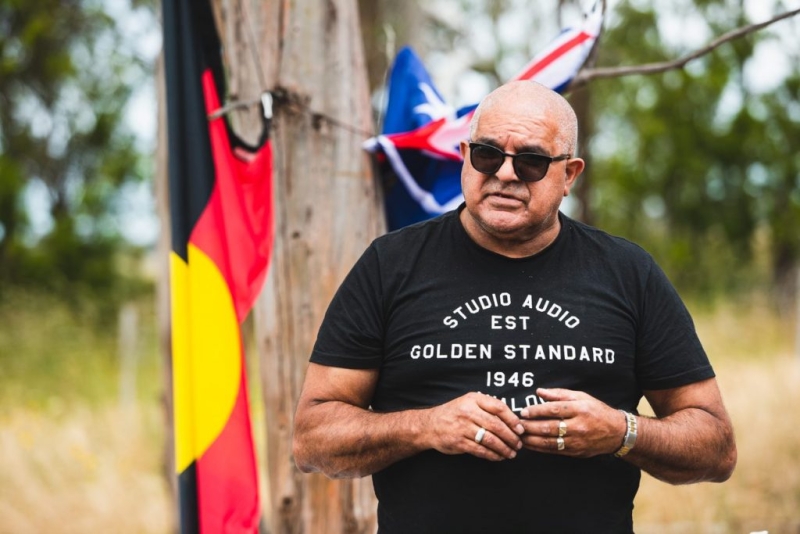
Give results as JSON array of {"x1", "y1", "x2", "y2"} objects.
[{"x1": 293, "y1": 81, "x2": 736, "y2": 533}]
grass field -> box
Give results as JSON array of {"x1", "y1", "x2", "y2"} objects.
[
  {"x1": 0, "y1": 293, "x2": 173, "y2": 533},
  {"x1": 634, "y1": 299, "x2": 800, "y2": 534},
  {"x1": 634, "y1": 352, "x2": 800, "y2": 534},
  {"x1": 0, "y1": 292, "x2": 797, "y2": 533}
]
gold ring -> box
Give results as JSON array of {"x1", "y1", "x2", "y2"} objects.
[
  {"x1": 557, "y1": 437, "x2": 565, "y2": 451},
  {"x1": 558, "y1": 420, "x2": 567, "y2": 438}
]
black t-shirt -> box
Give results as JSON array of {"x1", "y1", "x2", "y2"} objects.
[{"x1": 311, "y1": 206, "x2": 714, "y2": 533}]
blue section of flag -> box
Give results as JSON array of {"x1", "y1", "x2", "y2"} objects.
[
  {"x1": 379, "y1": 46, "x2": 463, "y2": 230},
  {"x1": 383, "y1": 47, "x2": 450, "y2": 134},
  {"x1": 378, "y1": 152, "x2": 462, "y2": 231}
]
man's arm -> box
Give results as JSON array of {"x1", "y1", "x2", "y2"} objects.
[
  {"x1": 292, "y1": 363, "x2": 525, "y2": 479},
  {"x1": 517, "y1": 378, "x2": 737, "y2": 484},
  {"x1": 632, "y1": 378, "x2": 737, "y2": 483}
]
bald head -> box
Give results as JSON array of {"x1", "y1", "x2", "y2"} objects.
[{"x1": 469, "y1": 81, "x2": 579, "y2": 155}]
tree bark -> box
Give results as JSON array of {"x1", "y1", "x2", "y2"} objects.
[
  {"x1": 211, "y1": 1, "x2": 383, "y2": 532},
  {"x1": 154, "y1": 48, "x2": 179, "y2": 525},
  {"x1": 567, "y1": 84, "x2": 594, "y2": 225},
  {"x1": 358, "y1": 0, "x2": 426, "y2": 95}
]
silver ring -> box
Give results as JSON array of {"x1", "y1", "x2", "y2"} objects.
[
  {"x1": 558, "y1": 420, "x2": 567, "y2": 438},
  {"x1": 475, "y1": 427, "x2": 486, "y2": 444},
  {"x1": 557, "y1": 437, "x2": 565, "y2": 451}
]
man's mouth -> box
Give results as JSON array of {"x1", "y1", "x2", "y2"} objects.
[{"x1": 487, "y1": 191, "x2": 524, "y2": 203}]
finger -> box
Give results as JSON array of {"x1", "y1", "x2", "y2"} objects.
[
  {"x1": 467, "y1": 425, "x2": 512, "y2": 460},
  {"x1": 536, "y1": 388, "x2": 583, "y2": 402},
  {"x1": 519, "y1": 418, "x2": 566, "y2": 438},
  {"x1": 520, "y1": 401, "x2": 573, "y2": 420},
  {"x1": 472, "y1": 412, "x2": 523, "y2": 455},
  {"x1": 519, "y1": 390, "x2": 578, "y2": 419},
  {"x1": 521, "y1": 434, "x2": 570, "y2": 455},
  {"x1": 475, "y1": 394, "x2": 525, "y2": 435},
  {"x1": 472, "y1": 425, "x2": 520, "y2": 459},
  {"x1": 464, "y1": 436, "x2": 508, "y2": 462},
  {"x1": 476, "y1": 412, "x2": 525, "y2": 454},
  {"x1": 448, "y1": 393, "x2": 522, "y2": 455}
]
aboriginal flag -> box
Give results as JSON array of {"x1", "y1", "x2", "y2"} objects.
[{"x1": 163, "y1": 0, "x2": 273, "y2": 532}]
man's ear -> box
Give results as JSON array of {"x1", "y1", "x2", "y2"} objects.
[
  {"x1": 459, "y1": 140, "x2": 469, "y2": 160},
  {"x1": 563, "y1": 158, "x2": 585, "y2": 197}
]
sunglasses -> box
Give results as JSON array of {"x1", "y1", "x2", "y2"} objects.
[{"x1": 468, "y1": 142, "x2": 571, "y2": 183}]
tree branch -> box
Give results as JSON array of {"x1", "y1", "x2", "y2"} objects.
[{"x1": 569, "y1": 7, "x2": 800, "y2": 90}]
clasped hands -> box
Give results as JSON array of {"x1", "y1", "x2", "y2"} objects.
[{"x1": 425, "y1": 389, "x2": 627, "y2": 461}]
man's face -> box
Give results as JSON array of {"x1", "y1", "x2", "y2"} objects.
[{"x1": 459, "y1": 101, "x2": 583, "y2": 246}]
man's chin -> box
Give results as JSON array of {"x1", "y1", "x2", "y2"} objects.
[{"x1": 478, "y1": 212, "x2": 528, "y2": 236}]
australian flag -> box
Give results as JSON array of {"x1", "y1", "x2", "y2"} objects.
[
  {"x1": 365, "y1": 3, "x2": 603, "y2": 231},
  {"x1": 364, "y1": 47, "x2": 470, "y2": 230}
]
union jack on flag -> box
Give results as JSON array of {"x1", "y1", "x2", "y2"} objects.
[{"x1": 365, "y1": 3, "x2": 604, "y2": 230}]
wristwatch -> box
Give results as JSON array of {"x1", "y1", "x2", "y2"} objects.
[{"x1": 614, "y1": 410, "x2": 638, "y2": 458}]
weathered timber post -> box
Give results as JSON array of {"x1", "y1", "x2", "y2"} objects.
[
  {"x1": 211, "y1": 0, "x2": 383, "y2": 532},
  {"x1": 154, "y1": 49, "x2": 179, "y2": 516}
]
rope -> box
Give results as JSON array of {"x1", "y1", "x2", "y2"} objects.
[
  {"x1": 237, "y1": 0, "x2": 269, "y2": 92},
  {"x1": 207, "y1": 87, "x2": 374, "y2": 138}
]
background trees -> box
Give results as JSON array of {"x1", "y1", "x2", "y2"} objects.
[
  {"x1": 3, "y1": 0, "x2": 796, "y2": 309},
  {"x1": 357, "y1": 0, "x2": 800, "y2": 308},
  {"x1": 1, "y1": 0, "x2": 799, "y2": 532},
  {"x1": 0, "y1": 0, "x2": 154, "y2": 307},
  {"x1": 585, "y1": 0, "x2": 800, "y2": 309}
]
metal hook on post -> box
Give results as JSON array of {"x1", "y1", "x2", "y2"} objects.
[{"x1": 261, "y1": 92, "x2": 273, "y2": 121}]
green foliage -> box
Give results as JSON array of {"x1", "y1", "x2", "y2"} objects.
[
  {"x1": 385, "y1": 1, "x2": 799, "y2": 300},
  {"x1": 0, "y1": 0, "x2": 154, "y2": 305},
  {"x1": 585, "y1": 0, "x2": 800, "y2": 299},
  {"x1": 0, "y1": 290, "x2": 161, "y2": 409}
]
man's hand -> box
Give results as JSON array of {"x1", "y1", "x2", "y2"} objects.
[
  {"x1": 423, "y1": 392, "x2": 525, "y2": 461},
  {"x1": 517, "y1": 381, "x2": 737, "y2": 485},
  {"x1": 518, "y1": 388, "x2": 626, "y2": 457},
  {"x1": 294, "y1": 365, "x2": 528, "y2": 478}
]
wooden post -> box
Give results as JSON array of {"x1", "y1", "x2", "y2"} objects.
[
  {"x1": 118, "y1": 301, "x2": 139, "y2": 409},
  {"x1": 211, "y1": 0, "x2": 383, "y2": 531},
  {"x1": 154, "y1": 48, "x2": 179, "y2": 515},
  {"x1": 796, "y1": 266, "x2": 800, "y2": 361}
]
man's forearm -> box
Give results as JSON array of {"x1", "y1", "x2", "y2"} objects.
[
  {"x1": 624, "y1": 407, "x2": 737, "y2": 484},
  {"x1": 293, "y1": 400, "x2": 430, "y2": 479}
]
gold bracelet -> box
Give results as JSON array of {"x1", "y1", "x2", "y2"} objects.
[{"x1": 614, "y1": 410, "x2": 638, "y2": 458}]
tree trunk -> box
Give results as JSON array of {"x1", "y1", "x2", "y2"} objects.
[
  {"x1": 773, "y1": 242, "x2": 798, "y2": 317},
  {"x1": 358, "y1": 0, "x2": 426, "y2": 95},
  {"x1": 210, "y1": 1, "x2": 383, "y2": 532},
  {"x1": 154, "y1": 48, "x2": 179, "y2": 523},
  {"x1": 568, "y1": 84, "x2": 594, "y2": 225}
]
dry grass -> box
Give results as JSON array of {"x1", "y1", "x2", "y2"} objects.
[
  {"x1": 0, "y1": 296, "x2": 797, "y2": 533},
  {"x1": 634, "y1": 301, "x2": 800, "y2": 534},
  {"x1": 0, "y1": 403, "x2": 174, "y2": 534},
  {"x1": 0, "y1": 293, "x2": 172, "y2": 534}
]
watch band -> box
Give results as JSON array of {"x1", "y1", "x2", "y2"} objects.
[{"x1": 614, "y1": 410, "x2": 638, "y2": 458}]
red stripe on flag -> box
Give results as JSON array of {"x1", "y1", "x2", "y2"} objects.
[
  {"x1": 191, "y1": 70, "x2": 274, "y2": 323},
  {"x1": 196, "y1": 359, "x2": 260, "y2": 533},
  {"x1": 513, "y1": 31, "x2": 593, "y2": 81}
]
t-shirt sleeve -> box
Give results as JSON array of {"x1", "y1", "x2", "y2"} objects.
[
  {"x1": 310, "y1": 244, "x2": 385, "y2": 369},
  {"x1": 635, "y1": 258, "x2": 715, "y2": 390}
]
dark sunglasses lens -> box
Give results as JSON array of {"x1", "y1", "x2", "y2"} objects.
[
  {"x1": 514, "y1": 154, "x2": 550, "y2": 182},
  {"x1": 470, "y1": 145, "x2": 504, "y2": 174}
]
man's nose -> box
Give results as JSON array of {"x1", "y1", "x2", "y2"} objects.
[{"x1": 495, "y1": 156, "x2": 519, "y2": 182}]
